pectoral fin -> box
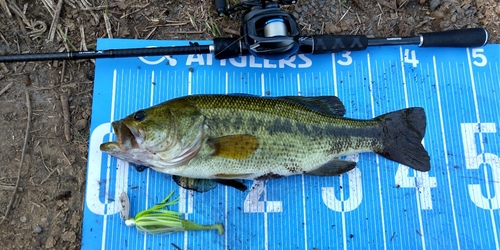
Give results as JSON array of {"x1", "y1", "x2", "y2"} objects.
[
  {"x1": 208, "y1": 134, "x2": 259, "y2": 159},
  {"x1": 214, "y1": 173, "x2": 253, "y2": 179},
  {"x1": 130, "y1": 163, "x2": 149, "y2": 172},
  {"x1": 171, "y1": 176, "x2": 248, "y2": 192},
  {"x1": 172, "y1": 175, "x2": 218, "y2": 193},
  {"x1": 306, "y1": 159, "x2": 356, "y2": 176}
]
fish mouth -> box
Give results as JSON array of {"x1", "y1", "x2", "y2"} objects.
[{"x1": 100, "y1": 121, "x2": 143, "y2": 152}]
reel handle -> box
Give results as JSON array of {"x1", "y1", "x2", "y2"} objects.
[{"x1": 215, "y1": 0, "x2": 227, "y2": 16}]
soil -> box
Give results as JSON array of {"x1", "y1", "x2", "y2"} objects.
[{"x1": 0, "y1": 0, "x2": 498, "y2": 249}]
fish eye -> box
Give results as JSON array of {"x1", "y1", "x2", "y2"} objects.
[{"x1": 134, "y1": 110, "x2": 146, "y2": 121}]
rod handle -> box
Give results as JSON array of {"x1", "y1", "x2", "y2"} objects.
[{"x1": 420, "y1": 28, "x2": 489, "y2": 47}]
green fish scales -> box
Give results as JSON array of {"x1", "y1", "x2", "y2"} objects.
[{"x1": 180, "y1": 95, "x2": 383, "y2": 178}]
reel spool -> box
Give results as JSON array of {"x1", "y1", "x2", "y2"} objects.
[{"x1": 241, "y1": 3, "x2": 300, "y2": 60}]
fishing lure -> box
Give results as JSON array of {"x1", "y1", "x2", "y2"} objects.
[{"x1": 122, "y1": 190, "x2": 224, "y2": 235}]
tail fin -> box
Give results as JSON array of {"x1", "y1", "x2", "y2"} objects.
[{"x1": 374, "y1": 107, "x2": 431, "y2": 172}]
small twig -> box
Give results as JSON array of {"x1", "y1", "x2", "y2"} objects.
[
  {"x1": 0, "y1": 0, "x2": 12, "y2": 17},
  {"x1": 60, "y1": 27, "x2": 68, "y2": 83},
  {"x1": 0, "y1": 82, "x2": 14, "y2": 97},
  {"x1": 30, "y1": 201, "x2": 42, "y2": 208},
  {"x1": 62, "y1": 152, "x2": 72, "y2": 166},
  {"x1": 222, "y1": 28, "x2": 239, "y2": 36},
  {"x1": 10, "y1": 3, "x2": 30, "y2": 45},
  {"x1": 27, "y1": 21, "x2": 47, "y2": 39},
  {"x1": 57, "y1": 27, "x2": 77, "y2": 51},
  {"x1": 41, "y1": 0, "x2": 56, "y2": 17},
  {"x1": 0, "y1": 90, "x2": 31, "y2": 226},
  {"x1": 60, "y1": 92, "x2": 72, "y2": 141},
  {"x1": 0, "y1": 62, "x2": 9, "y2": 73},
  {"x1": 168, "y1": 30, "x2": 204, "y2": 34},
  {"x1": 79, "y1": 25, "x2": 95, "y2": 64},
  {"x1": 80, "y1": 3, "x2": 116, "y2": 11},
  {"x1": 9, "y1": 3, "x2": 30, "y2": 26},
  {"x1": 47, "y1": 0, "x2": 64, "y2": 42},
  {"x1": 39, "y1": 149, "x2": 52, "y2": 172},
  {"x1": 144, "y1": 26, "x2": 157, "y2": 39},
  {"x1": 77, "y1": 0, "x2": 99, "y2": 23},
  {"x1": 337, "y1": 6, "x2": 351, "y2": 24},
  {"x1": 40, "y1": 167, "x2": 58, "y2": 185},
  {"x1": 119, "y1": 2, "x2": 151, "y2": 19},
  {"x1": 60, "y1": 61, "x2": 66, "y2": 83},
  {"x1": 63, "y1": 0, "x2": 77, "y2": 9},
  {"x1": 377, "y1": 2, "x2": 384, "y2": 15},
  {"x1": 0, "y1": 184, "x2": 17, "y2": 191},
  {"x1": 0, "y1": 31, "x2": 9, "y2": 46},
  {"x1": 145, "y1": 23, "x2": 189, "y2": 29},
  {"x1": 103, "y1": 12, "x2": 113, "y2": 38}
]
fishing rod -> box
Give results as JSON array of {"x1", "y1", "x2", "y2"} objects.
[{"x1": 0, "y1": 0, "x2": 490, "y2": 63}]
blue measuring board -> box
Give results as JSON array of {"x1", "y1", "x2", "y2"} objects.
[{"x1": 82, "y1": 38, "x2": 500, "y2": 250}]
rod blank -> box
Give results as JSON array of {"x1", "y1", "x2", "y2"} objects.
[{"x1": 0, "y1": 28, "x2": 489, "y2": 63}]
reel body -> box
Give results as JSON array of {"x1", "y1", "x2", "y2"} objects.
[{"x1": 241, "y1": 5, "x2": 300, "y2": 60}]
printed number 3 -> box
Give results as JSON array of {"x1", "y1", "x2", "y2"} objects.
[
  {"x1": 337, "y1": 51, "x2": 352, "y2": 66},
  {"x1": 461, "y1": 123, "x2": 500, "y2": 210}
]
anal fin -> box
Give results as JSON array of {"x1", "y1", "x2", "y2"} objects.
[
  {"x1": 215, "y1": 179, "x2": 248, "y2": 192},
  {"x1": 306, "y1": 159, "x2": 356, "y2": 176}
]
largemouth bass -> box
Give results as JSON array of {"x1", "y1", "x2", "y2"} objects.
[{"x1": 100, "y1": 94, "x2": 430, "y2": 192}]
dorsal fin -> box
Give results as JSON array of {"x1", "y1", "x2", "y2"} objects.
[{"x1": 278, "y1": 96, "x2": 346, "y2": 117}]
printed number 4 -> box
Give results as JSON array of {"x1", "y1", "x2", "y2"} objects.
[
  {"x1": 404, "y1": 49, "x2": 419, "y2": 67},
  {"x1": 461, "y1": 123, "x2": 500, "y2": 210},
  {"x1": 395, "y1": 165, "x2": 437, "y2": 209}
]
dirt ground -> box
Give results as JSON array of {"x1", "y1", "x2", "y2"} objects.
[{"x1": 0, "y1": 0, "x2": 498, "y2": 249}]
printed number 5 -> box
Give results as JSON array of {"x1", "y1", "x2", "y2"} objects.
[
  {"x1": 471, "y1": 48, "x2": 487, "y2": 67},
  {"x1": 461, "y1": 123, "x2": 500, "y2": 210}
]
